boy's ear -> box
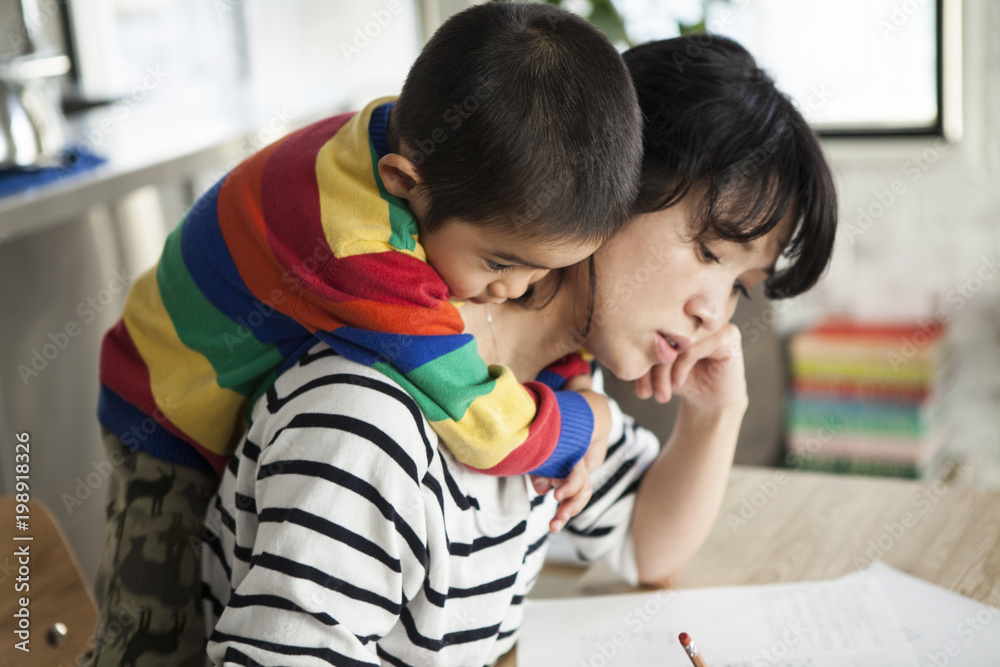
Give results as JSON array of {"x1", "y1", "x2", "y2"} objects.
[{"x1": 378, "y1": 153, "x2": 423, "y2": 200}]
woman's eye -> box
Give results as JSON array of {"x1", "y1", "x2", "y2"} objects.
[
  {"x1": 487, "y1": 260, "x2": 515, "y2": 273},
  {"x1": 699, "y1": 244, "x2": 720, "y2": 264},
  {"x1": 733, "y1": 281, "x2": 750, "y2": 299}
]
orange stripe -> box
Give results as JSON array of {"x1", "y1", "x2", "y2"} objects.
[{"x1": 216, "y1": 138, "x2": 301, "y2": 321}]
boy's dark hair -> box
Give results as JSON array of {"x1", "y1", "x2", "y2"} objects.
[
  {"x1": 390, "y1": 1, "x2": 642, "y2": 246},
  {"x1": 624, "y1": 35, "x2": 838, "y2": 298}
]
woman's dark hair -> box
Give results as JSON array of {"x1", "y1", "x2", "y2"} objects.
[
  {"x1": 390, "y1": 1, "x2": 642, "y2": 246},
  {"x1": 624, "y1": 35, "x2": 838, "y2": 298}
]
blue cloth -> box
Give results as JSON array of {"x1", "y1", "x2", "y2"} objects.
[{"x1": 0, "y1": 146, "x2": 106, "y2": 199}]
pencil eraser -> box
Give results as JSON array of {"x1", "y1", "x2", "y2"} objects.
[{"x1": 679, "y1": 632, "x2": 691, "y2": 647}]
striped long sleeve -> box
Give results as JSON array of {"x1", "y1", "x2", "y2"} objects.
[
  {"x1": 201, "y1": 344, "x2": 659, "y2": 666},
  {"x1": 97, "y1": 97, "x2": 593, "y2": 478}
]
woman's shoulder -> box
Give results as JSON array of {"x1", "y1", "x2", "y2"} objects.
[{"x1": 246, "y1": 341, "x2": 438, "y2": 475}]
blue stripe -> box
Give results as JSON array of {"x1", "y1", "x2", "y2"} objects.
[
  {"x1": 368, "y1": 103, "x2": 393, "y2": 158},
  {"x1": 530, "y1": 390, "x2": 593, "y2": 478},
  {"x1": 534, "y1": 369, "x2": 567, "y2": 390},
  {"x1": 326, "y1": 327, "x2": 472, "y2": 372},
  {"x1": 97, "y1": 386, "x2": 214, "y2": 471}
]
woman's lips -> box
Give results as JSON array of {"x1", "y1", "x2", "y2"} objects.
[{"x1": 655, "y1": 333, "x2": 679, "y2": 365}]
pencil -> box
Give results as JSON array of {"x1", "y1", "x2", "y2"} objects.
[{"x1": 678, "y1": 632, "x2": 709, "y2": 667}]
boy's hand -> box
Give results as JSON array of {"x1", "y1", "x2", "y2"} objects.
[
  {"x1": 531, "y1": 459, "x2": 593, "y2": 533},
  {"x1": 527, "y1": 386, "x2": 611, "y2": 533}
]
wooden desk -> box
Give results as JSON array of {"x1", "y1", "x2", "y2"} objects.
[
  {"x1": 500, "y1": 466, "x2": 1000, "y2": 665},
  {"x1": 0, "y1": 498, "x2": 97, "y2": 666}
]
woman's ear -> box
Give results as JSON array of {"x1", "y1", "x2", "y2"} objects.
[{"x1": 378, "y1": 153, "x2": 423, "y2": 200}]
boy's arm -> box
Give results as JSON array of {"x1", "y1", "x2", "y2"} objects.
[{"x1": 329, "y1": 318, "x2": 597, "y2": 478}]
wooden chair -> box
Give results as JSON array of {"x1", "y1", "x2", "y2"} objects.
[{"x1": 1, "y1": 497, "x2": 98, "y2": 666}]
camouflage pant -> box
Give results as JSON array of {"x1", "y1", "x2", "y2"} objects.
[{"x1": 79, "y1": 430, "x2": 219, "y2": 667}]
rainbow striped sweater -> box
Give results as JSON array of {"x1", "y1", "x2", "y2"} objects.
[{"x1": 97, "y1": 98, "x2": 594, "y2": 477}]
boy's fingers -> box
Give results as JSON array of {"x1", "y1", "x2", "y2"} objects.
[
  {"x1": 551, "y1": 477, "x2": 592, "y2": 532},
  {"x1": 553, "y1": 465, "x2": 584, "y2": 502},
  {"x1": 529, "y1": 475, "x2": 553, "y2": 495}
]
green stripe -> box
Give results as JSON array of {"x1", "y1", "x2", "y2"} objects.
[
  {"x1": 372, "y1": 341, "x2": 497, "y2": 423},
  {"x1": 405, "y1": 342, "x2": 497, "y2": 419},
  {"x1": 369, "y1": 141, "x2": 418, "y2": 252},
  {"x1": 157, "y1": 224, "x2": 284, "y2": 396},
  {"x1": 372, "y1": 362, "x2": 448, "y2": 422}
]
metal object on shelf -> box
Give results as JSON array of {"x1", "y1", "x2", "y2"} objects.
[
  {"x1": 0, "y1": 0, "x2": 72, "y2": 169},
  {"x1": 0, "y1": 51, "x2": 71, "y2": 169}
]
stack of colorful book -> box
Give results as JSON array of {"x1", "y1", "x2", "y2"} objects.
[{"x1": 785, "y1": 321, "x2": 953, "y2": 478}]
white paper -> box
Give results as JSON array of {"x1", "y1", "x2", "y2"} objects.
[
  {"x1": 520, "y1": 571, "x2": 920, "y2": 667},
  {"x1": 843, "y1": 563, "x2": 1000, "y2": 666}
]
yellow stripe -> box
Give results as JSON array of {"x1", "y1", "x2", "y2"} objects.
[
  {"x1": 317, "y1": 96, "x2": 426, "y2": 261},
  {"x1": 122, "y1": 269, "x2": 246, "y2": 455},
  {"x1": 428, "y1": 366, "x2": 532, "y2": 470}
]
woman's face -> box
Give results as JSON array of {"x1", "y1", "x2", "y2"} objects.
[{"x1": 584, "y1": 195, "x2": 792, "y2": 382}]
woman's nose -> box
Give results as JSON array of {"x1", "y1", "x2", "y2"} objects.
[{"x1": 685, "y1": 291, "x2": 726, "y2": 331}]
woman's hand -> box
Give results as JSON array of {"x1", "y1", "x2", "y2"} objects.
[{"x1": 635, "y1": 324, "x2": 748, "y2": 412}]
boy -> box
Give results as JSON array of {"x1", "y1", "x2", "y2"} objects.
[{"x1": 84, "y1": 3, "x2": 641, "y2": 665}]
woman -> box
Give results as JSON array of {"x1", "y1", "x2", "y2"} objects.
[{"x1": 200, "y1": 34, "x2": 836, "y2": 666}]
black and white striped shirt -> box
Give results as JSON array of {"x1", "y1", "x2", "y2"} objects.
[{"x1": 202, "y1": 344, "x2": 660, "y2": 666}]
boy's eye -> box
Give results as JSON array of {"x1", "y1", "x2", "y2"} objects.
[
  {"x1": 698, "y1": 244, "x2": 720, "y2": 264},
  {"x1": 733, "y1": 281, "x2": 750, "y2": 299},
  {"x1": 487, "y1": 260, "x2": 515, "y2": 273}
]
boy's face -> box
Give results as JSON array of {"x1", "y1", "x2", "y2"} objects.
[{"x1": 422, "y1": 220, "x2": 600, "y2": 304}]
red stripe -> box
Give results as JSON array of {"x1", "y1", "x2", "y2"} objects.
[
  {"x1": 217, "y1": 114, "x2": 355, "y2": 326},
  {"x1": 544, "y1": 353, "x2": 591, "y2": 382},
  {"x1": 316, "y1": 253, "x2": 461, "y2": 335},
  {"x1": 260, "y1": 114, "x2": 353, "y2": 297}
]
